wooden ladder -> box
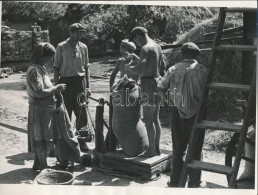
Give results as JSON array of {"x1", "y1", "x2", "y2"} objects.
[{"x1": 178, "y1": 7, "x2": 256, "y2": 188}]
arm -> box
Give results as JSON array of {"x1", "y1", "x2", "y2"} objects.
[
  {"x1": 125, "y1": 47, "x2": 147, "y2": 75},
  {"x1": 85, "y1": 45, "x2": 90, "y2": 89},
  {"x1": 130, "y1": 53, "x2": 140, "y2": 65},
  {"x1": 36, "y1": 85, "x2": 65, "y2": 98},
  {"x1": 157, "y1": 67, "x2": 174, "y2": 94},
  {"x1": 53, "y1": 67, "x2": 60, "y2": 85},
  {"x1": 109, "y1": 61, "x2": 120, "y2": 91},
  {"x1": 159, "y1": 54, "x2": 166, "y2": 77},
  {"x1": 53, "y1": 45, "x2": 61, "y2": 85},
  {"x1": 28, "y1": 68, "x2": 65, "y2": 98}
]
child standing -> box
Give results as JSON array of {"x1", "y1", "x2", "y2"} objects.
[{"x1": 109, "y1": 39, "x2": 139, "y2": 91}]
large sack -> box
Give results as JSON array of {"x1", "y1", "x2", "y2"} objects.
[
  {"x1": 112, "y1": 78, "x2": 149, "y2": 157},
  {"x1": 53, "y1": 93, "x2": 80, "y2": 164}
]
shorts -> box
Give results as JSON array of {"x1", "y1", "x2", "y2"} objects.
[{"x1": 140, "y1": 77, "x2": 162, "y2": 105}]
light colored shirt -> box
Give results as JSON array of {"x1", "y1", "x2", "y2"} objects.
[
  {"x1": 158, "y1": 59, "x2": 208, "y2": 119},
  {"x1": 53, "y1": 39, "x2": 89, "y2": 77},
  {"x1": 26, "y1": 64, "x2": 55, "y2": 107}
]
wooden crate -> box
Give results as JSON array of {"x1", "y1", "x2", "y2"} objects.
[{"x1": 100, "y1": 148, "x2": 172, "y2": 180}]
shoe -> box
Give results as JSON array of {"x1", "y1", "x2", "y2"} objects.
[{"x1": 79, "y1": 140, "x2": 89, "y2": 153}]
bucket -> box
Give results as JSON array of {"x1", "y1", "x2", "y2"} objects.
[{"x1": 80, "y1": 154, "x2": 93, "y2": 167}]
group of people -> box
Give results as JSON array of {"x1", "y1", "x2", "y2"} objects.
[
  {"x1": 27, "y1": 23, "x2": 90, "y2": 171},
  {"x1": 26, "y1": 23, "x2": 208, "y2": 188}
]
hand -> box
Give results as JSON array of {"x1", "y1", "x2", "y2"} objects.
[
  {"x1": 56, "y1": 84, "x2": 66, "y2": 92},
  {"x1": 124, "y1": 54, "x2": 133, "y2": 63},
  {"x1": 131, "y1": 53, "x2": 139, "y2": 60},
  {"x1": 85, "y1": 88, "x2": 91, "y2": 97}
]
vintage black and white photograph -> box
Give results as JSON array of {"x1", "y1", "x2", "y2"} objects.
[{"x1": 0, "y1": 1, "x2": 257, "y2": 194}]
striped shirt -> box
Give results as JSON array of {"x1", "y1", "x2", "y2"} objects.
[{"x1": 158, "y1": 59, "x2": 208, "y2": 119}]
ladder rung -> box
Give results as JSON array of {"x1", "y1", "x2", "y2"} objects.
[
  {"x1": 186, "y1": 160, "x2": 233, "y2": 175},
  {"x1": 226, "y1": 8, "x2": 257, "y2": 13},
  {"x1": 207, "y1": 82, "x2": 251, "y2": 91},
  {"x1": 197, "y1": 120, "x2": 242, "y2": 133},
  {"x1": 215, "y1": 45, "x2": 256, "y2": 51}
]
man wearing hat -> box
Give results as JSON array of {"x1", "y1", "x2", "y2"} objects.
[
  {"x1": 53, "y1": 23, "x2": 91, "y2": 153},
  {"x1": 158, "y1": 42, "x2": 208, "y2": 188},
  {"x1": 125, "y1": 26, "x2": 166, "y2": 157}
]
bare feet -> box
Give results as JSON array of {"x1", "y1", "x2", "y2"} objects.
[
  {"x1": 156, "y1": 148, "x2": 161, "y2": 156},
  {"x1": 138, "y1": 150, "x2": 157, "y2": 157}
]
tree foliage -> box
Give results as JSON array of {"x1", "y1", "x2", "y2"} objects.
[
  {"x1": 2, "y1": 2, "x2": 218, "y2": 53},
  {"x1": 2, "y1": 2, "x2": 67, "y2": 23}
]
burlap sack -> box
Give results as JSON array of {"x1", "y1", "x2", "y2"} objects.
[{"x1": 112, "y1": 82, "x2": 149, "y2": 157}]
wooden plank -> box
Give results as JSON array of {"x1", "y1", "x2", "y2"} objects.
[
  {"x1": 103, "y1": 148, "x2": 172, "y2": 167},
  {"x1": 226, "y1": 8, "x2": 257, "y2": 13},
  {"x1": 206, "y1": 182, "x2": 227, "y2": 189},
  {"x1": 186, "y1": 160, "x2": 233, "y2": 175},
  {"x1": 101, "y1": 157, "x2": 172, "y2": 179},
  {"x1": 215, "y1": 45, "x2": 256, "y2": 51},
  {"x1": 101, "y1": 149, "x2": 173, "y2": 180},
  {"x1": 178, "y1": 8, "x2": 228, "y2": 187},
  {"x1": 204, "y1": 27, "x2": 243, "y2": 37},
  {"x1": 228, "y1": 61, "x2": 257, "y2": 188},
  {"x1": 197, "y1": 120, "x2": 242, "y2": 133},
  {"x1": 207, "y1": 82, "x2": 251, "y2": 91}
]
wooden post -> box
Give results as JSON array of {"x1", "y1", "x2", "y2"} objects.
[
  {"x1": 95, "y1": 98, "x2": 105, "y2": 153},
  {"x1": 106, "y1": 95, "x2": 118, "y2": 152},
  {"x1": 242, "y1": 12, "x2": 256, "y2": 118},
  {"x1": 242, "y1": 12, "x2": 256, "y2": 85},
  {"x1": 28, "y1": 127, "x2": 31, "y2": 152}
]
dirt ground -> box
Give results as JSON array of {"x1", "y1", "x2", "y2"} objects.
[{"x1": 0, "y1": 59, "x2": 246, "y2": 189}]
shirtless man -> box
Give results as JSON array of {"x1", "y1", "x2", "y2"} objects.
[{"x1": 125, "y1": 26, "x2": 166, "y2": 157}]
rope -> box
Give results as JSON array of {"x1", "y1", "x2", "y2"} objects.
[
  {"x1": 103, "y1": 119, "x2": 111, "y2": 131},
  {"x1": 88, "y1": 96, "x2": 110, "y2": 106},
  {"x1": 88, "y1": 96, "x2": 99, "y2": 102},
  {"x1": 76, "y1": 94, "x2": 111, "y2": 134}
]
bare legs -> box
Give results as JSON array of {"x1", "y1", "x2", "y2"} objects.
[
  {"x1": 141, "y1": 101, "x2": 161, "y2": 157},
  {"x1": 154, "y1": 101, "x2": 162, "y2": 155}
]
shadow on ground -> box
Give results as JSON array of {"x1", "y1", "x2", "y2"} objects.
[
  {"x1": 0, "y1": 122, "x2": 27, "y2": 134},
  {"x1": 0, "y1": 168, "x2": 38, "y2": 184},
  {"x1": 6, "y1": 152, "x2": 34, "y2": 165},
  {"x1": 0, "y1": 81, "x2": 26, "y2": 91},
  {"x1": 75, "y1": 167, "x2": 151, "y2": 186}
]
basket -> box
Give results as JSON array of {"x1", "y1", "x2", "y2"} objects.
[{"x1": 36, "y1": 169, "x2": 74, "y2": 185}]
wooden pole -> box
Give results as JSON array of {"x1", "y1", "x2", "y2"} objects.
[
  {"x1": 95, "y1": 98, "x2": 105, "y2": 153},
  {"x1": 106, "y1": 95, "x2": 118, "y2": 152},
  {"x1": 242, "y1": 12, "x2": 256, "y2": 85}
]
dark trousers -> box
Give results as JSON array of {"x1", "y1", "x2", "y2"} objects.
[
  {"x1": 170, "y1": 106, "x2": 205, "y2": 187},
  {"x1": 59, "y1": 76, "x2": 88, "y2": 131}
]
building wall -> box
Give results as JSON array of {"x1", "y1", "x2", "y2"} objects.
[{"x1": 1, "y1": 26, "x2": 50, "y2": 63}]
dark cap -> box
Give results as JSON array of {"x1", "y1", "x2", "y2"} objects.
[
  {"x1": 181, "y1": 42, "x2": 200, "y2": 54},
  {"x1": 130, "y1": 26, "x2": 148, "y2": 40},
  {"x1": 69, "y1": 23, "x2": 86, "y2": 32}
]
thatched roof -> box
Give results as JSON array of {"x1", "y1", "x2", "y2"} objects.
[{"x1": 166, "y1": 14, "x2": 243, "y2": 72}]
